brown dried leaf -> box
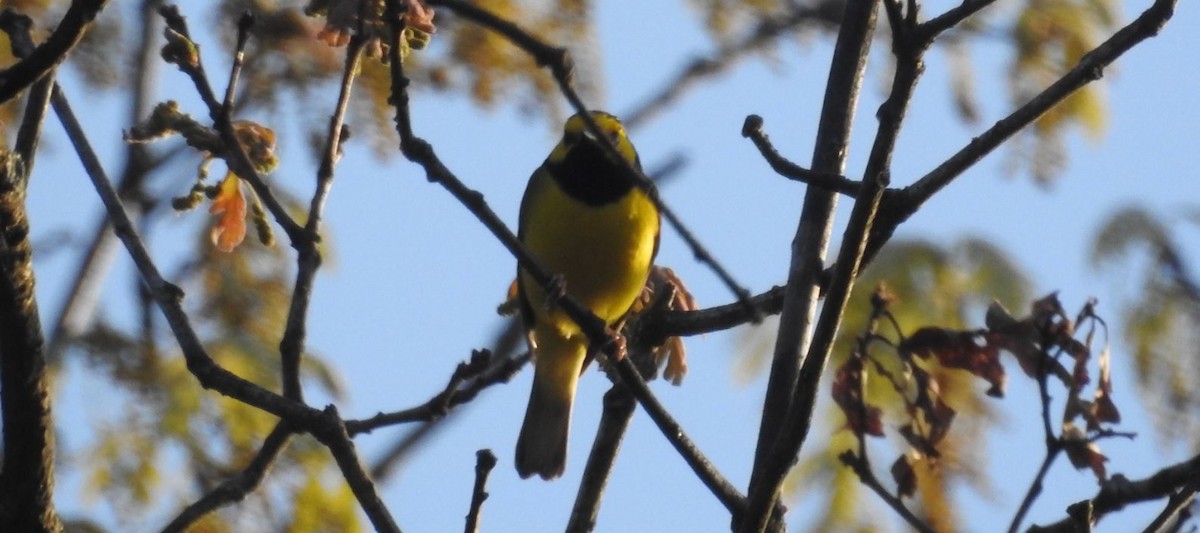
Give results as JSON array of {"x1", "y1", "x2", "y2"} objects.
[
  {"x1": 832, "y1": 356, "x2": 884, "y2": 437},
  {"x1": 901, "y1": 327, "x2": 1006, "y2": 397},
  {"x1": 403, "y1": 0, "x2": 437, "y2": 34},
  {"x1": 1062, "y1": 423, "x2": 1108, "y2": 480},
  {"x1": 891, "y1": 455, "x2": 917, "y2": 499}
]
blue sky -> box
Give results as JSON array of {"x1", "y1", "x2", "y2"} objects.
[{"x1": 29, "y1": 0, "x2": 1200, "y2": 531}]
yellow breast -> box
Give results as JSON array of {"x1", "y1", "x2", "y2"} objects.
[{"x1": 519, "y1": 172, "x2": 659, "y2": 339}]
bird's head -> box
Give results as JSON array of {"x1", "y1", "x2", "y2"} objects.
[{"x1": 549, "y1": 111, "x2": 640, "y2": 169}]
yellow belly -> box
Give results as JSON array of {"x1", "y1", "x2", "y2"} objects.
[{"x1": 520, "y1": 178, "x2": 658, "y2": 339}]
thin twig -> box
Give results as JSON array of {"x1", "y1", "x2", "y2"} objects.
[
  {"x1": 464, "y1": 450, "x2": 497, "y2": 533},
  {"x1": 367, "y1": 321, "x2": 527, "y2": 482},
  {"x1": 221, "y1": 11, "x2": 254, "y2": 116},
  {"x1": 610, "y1": 356, "x2": 747, "y2": 515},
  {"x1": 1010, "y1": 450, "x2": 1062, "y2": 533},
  {"x1": 1008, "y1": 337, "x2": 1065, "y2": 533},
  {"x1": 623, "y1": 5, "x2": 837, "y2": 129},
  {"x1": 12, "y1": 73, "x2": 53, "y2": 171},
  {"x1": 839, "y1": 452, "x2": 935, "y2": 533},
  {"x1": 346, "y1": 351, "x2": 530, "y2": 436},
  {"x1": 278, "y1": 37, "x2": 365, "y2": 401},
  {"x1": 741, "y1": 114, "x2": 862, "y2": 196},
  {"x1": 160, "y1": 422, "x2": 295, "y2": 533},
  {"x1": 917, "y1": 0, "x2": 999, "y2": 43}
]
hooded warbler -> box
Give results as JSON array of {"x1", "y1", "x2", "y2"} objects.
[{"x1": 514, "y1": 111, "x2": 660, "y2": 480}]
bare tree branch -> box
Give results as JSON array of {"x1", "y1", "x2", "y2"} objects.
[
  {"x1": 278, "y1": 36, "x2": 364, "y2": 401},
  {"x1": 567, "y1": 385, "x2": 636, "y2": 533},
  {"x1": 0, "y1": 119, "x2": 60, "y2": 533},
  {"x1": 741, "y1": 114, "x2": 862, "y2": 196},
  {"x1": 46, "y1": 0, "x2": 165, "y2": 359},
  {"x1": 312, "y1": 406, "x2": 402, "y2": 533},
  {"x1": 346, "y1": 350, "x2": 529, "y2": 436},
  {"x1": 741, "y1": 0, "x2": 880, "y2": 529},
  {"x1": 867, "y1": 0, "x2": 1179, "y2": 263}
]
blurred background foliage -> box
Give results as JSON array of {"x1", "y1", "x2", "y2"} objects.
[
  {"x1": 0, "y1": 0, "x2": 1171, "y2": 530},
  {"x1": 1091, "y1": 205, "x2": 1200, "y2": 450}
]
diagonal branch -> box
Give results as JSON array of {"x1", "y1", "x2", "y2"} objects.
[
  {"x1": 1028, "y1": 453, "x2": 1200, "y2": 532},
  {"x1": 345, "y1": 350, "x2": 529, "y2": 436},
  {"x1": 866, "y1": 0, "x2": 1178, "y2": 263},
  {"x1": 160, "y1": 422, "x2": 296, "y2": 533},
  {"x1": 0, "y1": 0, "x2": 110, "y2": 104}
]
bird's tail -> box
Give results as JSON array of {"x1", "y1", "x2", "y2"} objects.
[{"x1": 515, "y1": 334, "x2": 585, "y2": 480}]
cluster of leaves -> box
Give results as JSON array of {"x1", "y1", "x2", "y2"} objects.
[{"x1": 827, "y1": 288, "x2": 1124, "y2": 531}]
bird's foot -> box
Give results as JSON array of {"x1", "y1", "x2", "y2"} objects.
[
  {"x1": 605, "y1": 331, "x2": 628, "y2": 362},
  {"x1": 542, "y1": 274, "x2": 567, "y2": 310}
]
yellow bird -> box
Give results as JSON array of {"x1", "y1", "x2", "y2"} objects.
[{"x1": 515, "y1": 111, "x2": 660, "y2": 480}]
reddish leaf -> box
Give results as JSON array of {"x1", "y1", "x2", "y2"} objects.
[
  {"x1": 891, "y1": 455, "x2": 917, "y2": 499},
  {"x1": 901, "y1": 327, "x2": 1007, "y2": 397},
  {"x1": 231, "y1": 121, "x2": 278, "y2": 173},
  {"x1": 210, "y1": 173, "x2": 247, "y2": 252},
  {"x1": 403, "y1": 0, "x2": 437, "y2": 34},
  {"x1": 831, "y1": 356, "x2": 884, "y2": 437}
]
